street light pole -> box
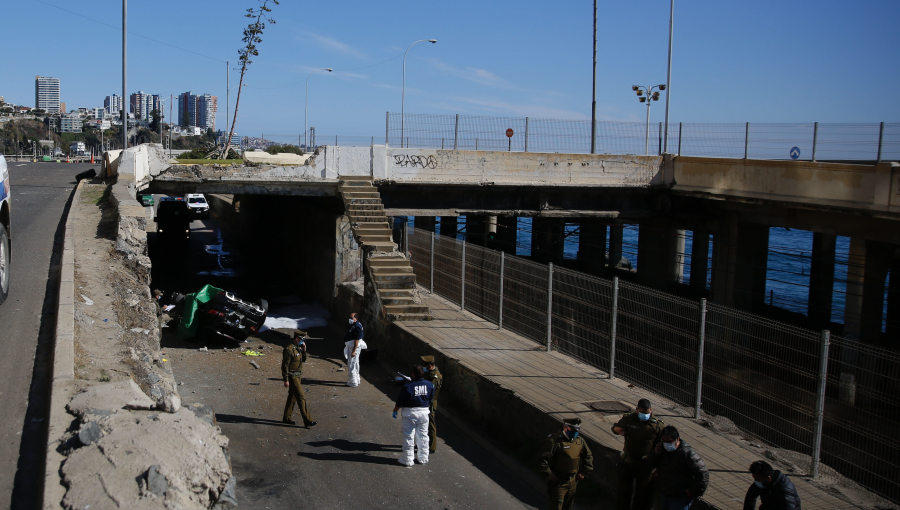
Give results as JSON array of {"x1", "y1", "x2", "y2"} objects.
[
  {"x1": 401, "y1": 39, "x2": 437, "y2": 146},
  {"x1": 226, "y1": 60, "x2": 229, "y2": 138},
  {"x1": 590, "y1": 0, "x2": 597, "y2": 154},
  {"x1": 632, "y1": 84, "x2": 665, "y2": 155},
  {"x1": 122, "y1": 0, "x2": 127, "y2": 151},
  {"x1": 663, "y1": 0, "x2": 674, "y2": 153},
  {"x1": 305, "y1": 68, "x2": 332, "y2": 150}
]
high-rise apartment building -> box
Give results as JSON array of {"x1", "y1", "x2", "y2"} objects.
[
  {"x1": 130, "y1": 91, "x2": 161, "y2": 120},
  {"x1": 178, "y1": 92, "x2": 217, "y2": 130},
  {"x1": 104, "y1": 94, "x2": 123, "y2": 116},
  {"x1": 35, "y1": 76, "x2": 61, "y2": 113}
]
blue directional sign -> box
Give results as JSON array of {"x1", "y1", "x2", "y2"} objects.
[{"x1": 790, "y1": 146, "x2": 801, "y2": 160}]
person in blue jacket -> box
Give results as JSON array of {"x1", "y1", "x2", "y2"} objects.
[
  {"x1": 392, "y1": 365, "x2": 434, "y2": 467},
  {"x1": 743, "y1": 460, "x2": 801, "y2": 510}
]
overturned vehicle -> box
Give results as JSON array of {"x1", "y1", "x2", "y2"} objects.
[{"x1": 178, "y1": 285, "x2": 268, "y2": 341}]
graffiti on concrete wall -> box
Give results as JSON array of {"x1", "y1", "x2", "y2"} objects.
[{"x1": 392, "y1": 154, "x2": 438, "y2": 169}]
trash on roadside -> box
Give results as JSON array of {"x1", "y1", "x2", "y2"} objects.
[
  {"x1": 199, "y1": 347, "x2": 208, "y2": 352},
  {"x1": 250, "y1": 361, "x2": 260, "y2": 369},
  {"x1": 242, "y1": 350, "x2": 264, "y2": 357},
  {"x1": 81, "y1": 295, "x2": 94, "y2": 305}
]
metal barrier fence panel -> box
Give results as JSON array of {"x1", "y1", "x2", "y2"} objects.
[
  {"x1": 407, "y1": 228, "x2": 432, "y2": 290},
  {"x1": 500, "y1": 255, "x2": 549, "y2": 345},
  {"x1": 615, "y1": 280, "x2": 700, "y2": 406},
  {"x1": 822, "y1": 335, "x2": 900, "y2": 503},
  {"x1": 432, "y1": 232, "x2": 464, "y2": 305},
  {"x1": 462, "y1": 244, "x2": 502, "y2": 324},
  {"x1": 551, "y1": 267, "x2": 614, "y2": 369},
  {"x1": 703, "y1": 303, "x2": 820, "y2": 455}
]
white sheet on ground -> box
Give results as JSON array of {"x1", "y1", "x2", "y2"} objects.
[{"x1": 260, "y1": 302, "x2": 331, "y2": 332}]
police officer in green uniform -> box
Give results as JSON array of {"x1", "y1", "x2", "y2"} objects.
[
  {"x1": 421, "y1": 355, "x2": 442, "y2": 453},
  {"x1": 537, "y1": 417, "x2": 594, "y2": 510},
  {"x1": 281, "y1": 330, "x2": 317, "y2": 428},
  {"x1": 612, "y1": 398, "x2": 664, "y2": 510}
]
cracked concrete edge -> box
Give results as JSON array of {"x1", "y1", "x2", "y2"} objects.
[{"x1": 43, "y1": 180, "x2": 83, "y2": 510}]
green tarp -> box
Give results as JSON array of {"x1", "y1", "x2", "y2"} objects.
[{"x1": 177, "y1": 284, "x2": 223, "y2": 339}]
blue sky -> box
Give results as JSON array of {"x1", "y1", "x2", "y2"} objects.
[{"x1": 3, "y1": 0, "x2": 899, "y2": 139}]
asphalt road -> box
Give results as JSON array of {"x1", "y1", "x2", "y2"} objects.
[
  {"x1": 153, "y1": 202, "x2": 549, "y2": 509},
  {"x1": 0, "y1": 161, "x2": 89, "y2": 510}
]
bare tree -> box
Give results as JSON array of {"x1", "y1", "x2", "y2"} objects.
[{"x1": 221, "y1": 0, "x2": 278, "y2": 159}]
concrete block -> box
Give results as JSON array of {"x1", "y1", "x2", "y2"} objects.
[
  {"x1": 77, "y1": 422, "x2": 102, "y2": 446},
  {"x1": 145, "y1": 465, "x2": 169, "y2": 497}
]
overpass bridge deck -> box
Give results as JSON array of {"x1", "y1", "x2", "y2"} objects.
[{"x1": 396, "y1": 290, "x2": 856, "y2": 510}]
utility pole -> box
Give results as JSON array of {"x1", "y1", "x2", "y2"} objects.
[
  {"x1": 122, "y1": 0, "x2": 127, "y2": 150},
  {"x1": 590, "y1": 0, "x2": 597, "y2": 154},
  {"x1": 663, "y1": 0, "x2": 674, "y2": 153},
  {"x1": 226, "y1": 61, "x2": 229, "y2": 142}
]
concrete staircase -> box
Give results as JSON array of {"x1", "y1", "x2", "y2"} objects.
[{"x1": 340, "y1": 176, "x2": 430, "y2": 321}]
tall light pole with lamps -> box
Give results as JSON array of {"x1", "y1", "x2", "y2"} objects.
[
  {"x1": 632, "y1": 84, "x2": 665, "y2": 155},
  {"x1": 305, "y1": 68, "x2": 332, "y2": 150},
  {"x1": 401, "y1": 39, "x2": 436, "y2": 146}
]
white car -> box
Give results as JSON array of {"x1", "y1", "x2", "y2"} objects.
[
  {"x1": 184, "y1": 193, "x2": 209, "y2": 219},
  {"x1": 0, "y1": 154, "x2": 10, "y2": 305}
]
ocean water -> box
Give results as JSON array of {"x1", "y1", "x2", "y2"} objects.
[{"x1": 410, "y1": 216, "x2": 891, "y2": 328}]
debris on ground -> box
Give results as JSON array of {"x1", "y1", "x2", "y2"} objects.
[{"x1": 250, "y1": 361, "x2": 260, "y2": 369}]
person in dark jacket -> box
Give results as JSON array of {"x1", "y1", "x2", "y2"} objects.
[
  {"x1": 743, "y1": 460, "x2": 801, "y2": 510},
  {"x1": 646, "y1": 426, "x2": 709, "y2": 510},
  {"x1": 392, "y1": 365, "x2": 434, "y2": 467}
]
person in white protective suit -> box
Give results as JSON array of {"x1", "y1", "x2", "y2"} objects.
[
  {"x1": 343, "y1": 313, "x2": 366, "y2": 387},
  {"x1": 392, "y1": 365, "x2": 434, "y2": 467}
]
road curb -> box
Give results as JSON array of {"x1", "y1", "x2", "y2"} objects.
[{"x1": 42, "y1": 180, "x2": 83, "y2": 510}]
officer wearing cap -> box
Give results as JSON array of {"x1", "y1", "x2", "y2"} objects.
[
  {"x1": 612, "y1": 398, "x2": 664, "y2": 510},
  {"x1": 537, "y1": 417, "x2": 594, "y2": 510},
  {"x1": 421, "y1": 355, "x2": 442, "y2": 453},
  {"x1": 281, "y1": 330, "x2": 316, "y2": 428}
]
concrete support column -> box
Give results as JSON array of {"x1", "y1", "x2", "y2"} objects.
[
  {"x1": 531, "y1": 217, "x2": 565, "y2": 264},
  {"x1": 734, "y1": 223, "x2": 769, "y2": 312},
  {"x1": 439, "y1": 216, "x2": 458, "y2": 239},
  {"x1": 637, "y1": 223, "x2": 669, "y2": 290},
  {"x1": 840, "y1": 237, "x2": 866, "y2": 404},
  {"x1": 887, "y1": 249, "x2": 900, "y2": 348},
  {"x1": 807, "y1": 232, "x2": 837, "y2": 326},
  {"x1": 415, "y1": 216, "x2": 436, "y2": 233},
  {"x1": 861, "y1": 241, "x2": 892, "y2": 344},
  {"x1": 690, "y1": 231, "x2": 710, "y2": 290},
  {"x1": 577, "y1": 219, "x2": 607, "y2": 276},
  {"x1": 608, "y1": 225, "x2": 624, "y2": 270},
  {"x1": 488, "y1": 215, "x2": 518, "y2": 254},
  {"x1": 710, "y1": 217, "x2": 738, "y2": 306},
  {"x1": 667, "y1": 229, "x2": 687, "y2": 283}
]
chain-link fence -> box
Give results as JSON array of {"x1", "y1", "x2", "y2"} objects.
[
  {"x1": 386, "y1": 112, "x2": 900, "y2": 162},
  {"x1": 403, "y1": 226, "x2": 900, "y2": 505}
]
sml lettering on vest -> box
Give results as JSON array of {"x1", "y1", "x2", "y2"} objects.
[{"x1": 414, "y1": 385, "x2": 428, "y2": 396}]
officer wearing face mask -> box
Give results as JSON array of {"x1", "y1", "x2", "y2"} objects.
[
  {"x1": 611, "y1": 398, "x2": 664, "y2": 510},
  {"x1": 537, "y1": 417, "x2": 594, "y2": 510}
]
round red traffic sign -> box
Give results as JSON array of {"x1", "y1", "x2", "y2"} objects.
[{"x1": 506, "y1": 128, "x2": 514, "y2": 138}]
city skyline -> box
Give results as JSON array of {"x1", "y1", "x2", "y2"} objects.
[{"x1": 3, "y1": 0, "x2": 899, "y2": 141}]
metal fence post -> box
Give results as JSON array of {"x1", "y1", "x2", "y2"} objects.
[
  {"x1": 428, "y1": 232, "x2": 434, "y2": 294},
  {"x1": 454, "y1": 114, "x2": 459, "y2": 150},
  {"x1": 524, "y1": 117, "x2": 529, "y2": 152},
  {"x1": 460, "y1": 239, "x2": 466, "y2": 311},
  {"x1": 546, "y1": 262, "x2": 554, "y2": 352},
  {"x1": 498, "y1": 251, "x2": 505, "y2": 331},
  {"x1": 385, "y1": 112, "x2": 389, "y2": 145},
  {"x1": 876, "y1": 122, "x2": 884, "y2": 164},
  {"x1": 694, "y1": 298, "x2": 707, "y2": 418},
  {"x1": 658, "y1": 121, "x2": 662, "y2": 155},
  {"x1": 812, "y1": 122, "x2": 819, "y2": 162},
  {"x1": 609, "y1": 277, "x2": 619, "y2": 379},
  {"x1": 677, "y1": 122, "x2": 682, "y2": 156},
  {"x1": 811, "y1": 330, "x2": 831, "y2": 478},
  {"x1": 744, "y1": 122, "x2": 750, "y2": 159}
]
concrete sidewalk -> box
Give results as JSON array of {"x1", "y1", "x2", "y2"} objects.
[{"x1": 390, "y1": 290, "x2": 857, "y2": 510}]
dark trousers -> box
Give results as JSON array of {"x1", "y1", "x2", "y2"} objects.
[
  {"x1": 428, "y1": 404, "x2": 437, "y2": 452},
  {"x1": 617, "y1": 460, "x2": 654, "y2": 510},
  {"x1": 547, "y1": 475, "x2": 578, "y2": 510},
  {"x1": 282, "y1": 375, "x2": 313, "y2": 425}
]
